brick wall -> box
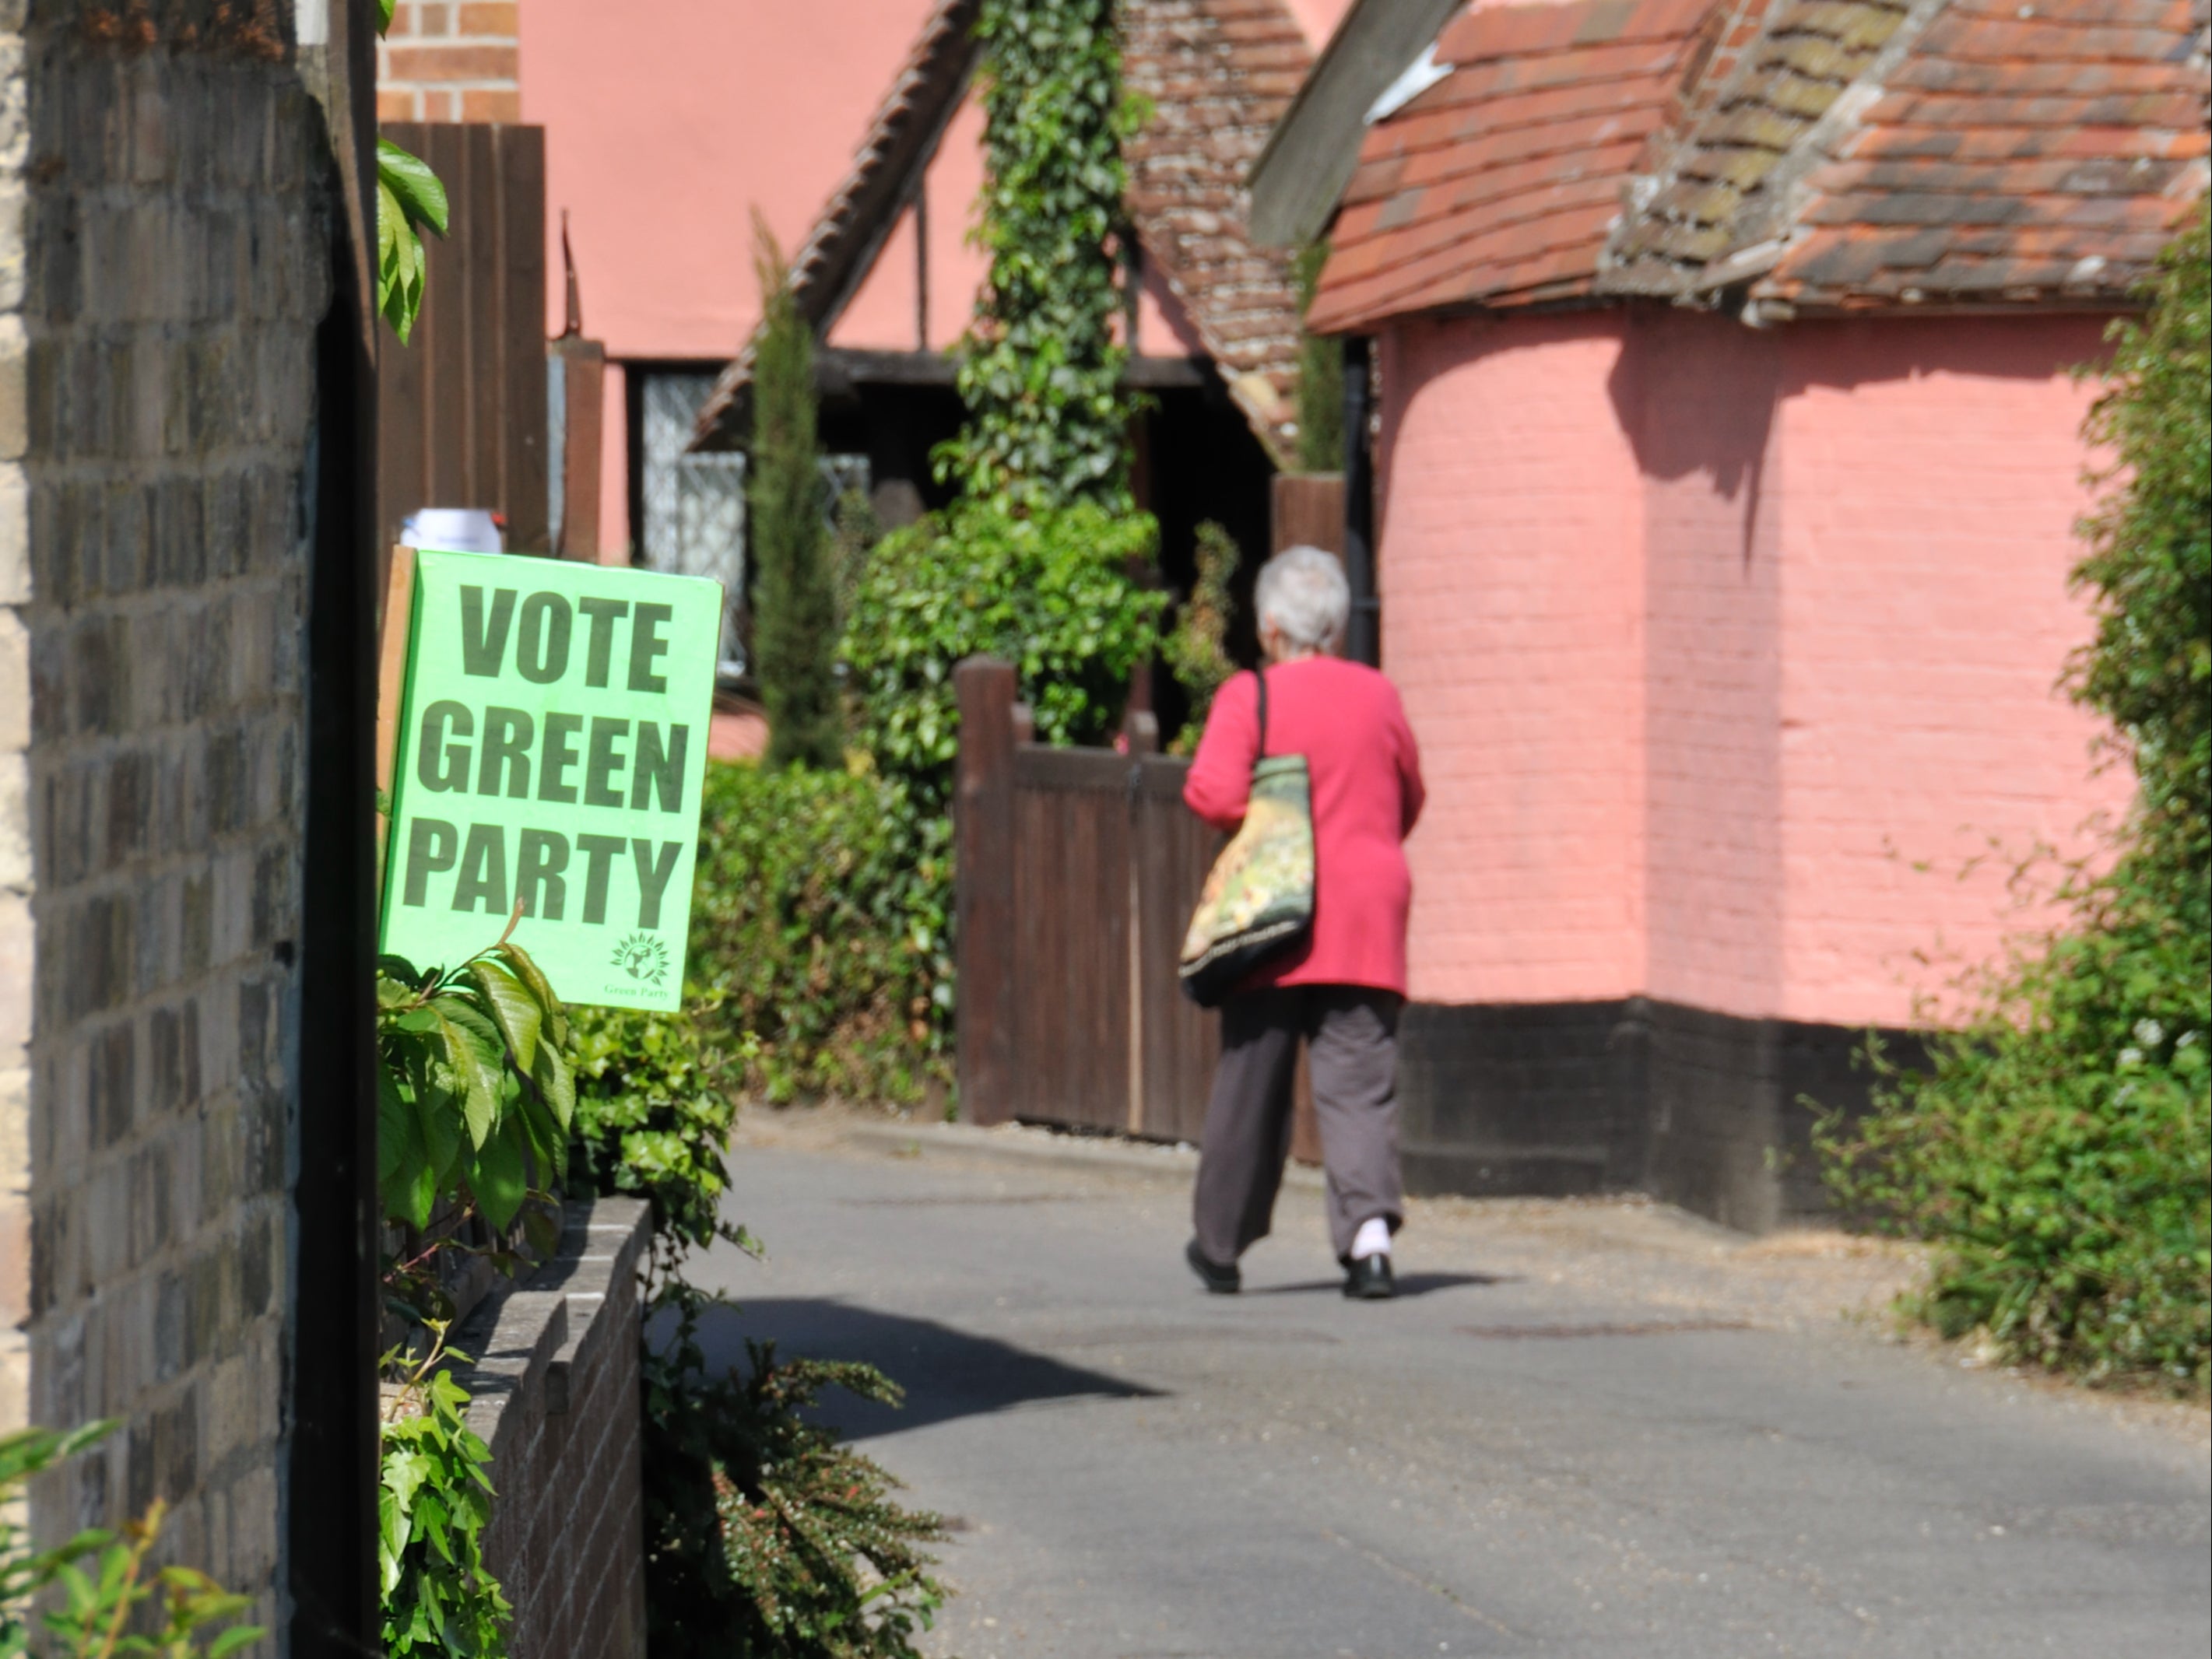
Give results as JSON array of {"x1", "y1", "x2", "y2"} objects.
[
  {"x1": 377, "y1": 0, "x2": 519, "y2": 122},
  {"x1": 1633, "y1": 307, "x2": 1784, "y2": 1019},
  {"x1": 1374, "y1": 303, "x2": 2128, "y2": 1031},
  {"x1": 451, "y1": 1198, "x2": 650, "y2": 1659},
  {"x1": 1770, "y1": 314, "x2": 2126, "y2": 1026},
  {"x1": 1378, "y1": 312, "x2": 1646, "y2": 1007},
  {"x1": 0, "y1": 5, "x2": 331, "y2": 1636}
]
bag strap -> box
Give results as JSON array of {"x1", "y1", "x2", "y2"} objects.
[{"x1": 1254, "y1": 668, "x2": 1269, "y2": 760}]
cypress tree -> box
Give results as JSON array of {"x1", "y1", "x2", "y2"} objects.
[
  {"x1": 1293, "y1": 242, "x2": 1343, "y2": 473},
  {"x1": 749, "y1": 216, "x2": 844, "y2": 770}
]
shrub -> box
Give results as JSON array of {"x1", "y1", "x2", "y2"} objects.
[
  {"x1": 1818, "y1": 202, "x2": 2211, "y2": 1395},
  {"x1": 560, "y1": 1002, "x2": 946, "y2": 1659},
  {"x1": 841, "y1": 499, "x2": 1165, "y2": 810},
  {"x1": 1161, "y1": 520, "x2": 1241, "y2": 754},
  {"x1": 2, "y1": 1422, "x2": 262, "y2": 1657},
  {"x1": 380, "y1": 1345, "x2": 510, "y2": 1658},
  {"x1": 2073, "y1": 198, "x2": 2210, "y2": 896},
  {"x1": 689, "y1": 761, "x2": 951, "y2": 1107},
  {"x1": 566, "y1": 997, "x2": 755, "y2": 1276},
  {"x1": 750, "y1": 219, "x2": 844, "y2": 770},
  {"x1": 640, "y1": 1288, "x2": 946, "y2": 1659}
]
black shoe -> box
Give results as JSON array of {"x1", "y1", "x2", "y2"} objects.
[
  {"x1": 1186, "y1": 1238, "x2": 1241, "y2": 1295},
  {"x1": 1343, "y1": 1254, "x2": 1396, "y2": 1300}
]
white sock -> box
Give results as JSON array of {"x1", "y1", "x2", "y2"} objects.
[{"x1": 1351, "y1": 1217, "x2": 1392, "y2": 1261}]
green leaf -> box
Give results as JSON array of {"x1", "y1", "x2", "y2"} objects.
[
  {"x1": 430, "y1": 1000, "x2": 504, "y2": 1150},
  {"x1": 377, "y1": 138, "x2": 450, "y2": 238},
  {"x1": 530, "y1": 1040, "x2": 575, "y2": 1134},
  {"x1": 377, "y1": 1059, "x2": 423, "y2": 1204},
  {"x1": 472, "y1": 1116, "x2": 529, "y2": 1231},
  {"x1": 467, "y1": 959, "x2": 542, "y2": 1072},
  {"x1": 493, "y1": 942, "x2": 566, "y2": 1040}
]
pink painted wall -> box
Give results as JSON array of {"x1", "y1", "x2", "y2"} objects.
[
  {"x1": 1770, "y1": 315, "x2": 2122, "y2": 1026},
  {"x1": 831, "y1": 93, "x2": 992, "y2": 354},
  {"x1": 831, "y1": 87, "x2": 1207, "y2": 359},
  {"x1": 1379, "y1": 313, "x2": 1647, "y2": 1005},
  {"x1": 520, "y1": 0, "x2": 939, "y2": 362},
  {"x1": 1283, "y1": 0, "x2": 1357, "y2": 48},
  {"x1": 1631, "y1": 309, "x2": 1785, "y2": 1019},
  {"x1": 1376, "y1": 303, "x2": 2127, "y2": 1027}
]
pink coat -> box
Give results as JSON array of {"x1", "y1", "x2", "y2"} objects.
[{"x1": 1183, "y1": 658, "x2": 1425, "y2": 995}]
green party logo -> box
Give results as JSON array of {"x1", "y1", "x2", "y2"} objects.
[{"x1": 612, "y1": 931, "x2": 671, "y2": 986}]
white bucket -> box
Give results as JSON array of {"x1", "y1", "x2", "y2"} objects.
[{"x1": 402, "y1": 508, "x2": 504, "y2": 554}]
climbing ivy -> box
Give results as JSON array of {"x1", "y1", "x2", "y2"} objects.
[{"x1": 938, "y1": 0, "x2": 1143, "y2": 512}]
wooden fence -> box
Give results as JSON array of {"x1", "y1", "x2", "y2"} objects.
[
  {"x1": 377, "y1": 123, "x2": 550, "y2": 558},
  {"x1": 956, "y1": 658, "x2": 1320, "y2": 1154}
]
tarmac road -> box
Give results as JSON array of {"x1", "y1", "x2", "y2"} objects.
[{"x1": 685, "y1": 1118, "x2": 2210, "y2": 1659}]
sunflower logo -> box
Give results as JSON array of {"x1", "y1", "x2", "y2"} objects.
[{"x1": 612, "y1": 931, "x2": 671, "y2": 985}]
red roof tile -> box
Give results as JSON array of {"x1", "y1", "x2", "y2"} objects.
[
  {"x1": 1123, "y1": 0, "x2": 1317, "y2": 465},
  {"x1": 1306, "y1": 0, "x2": 1715, "y2": 331},
  {"x1": 1311, "y1": 0, "x2": 2209, "y2": 329}
]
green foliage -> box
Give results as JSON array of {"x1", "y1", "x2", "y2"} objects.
[
  {"x1": 842, "y1": 500, "x2": 1165, "y2": 809},
  {"x1": 377, "y1": 139, "x2": 448, "y2": 345},
  {"x1": 639, "y1": 1286, "x2": 946, "y2": 1659},
  {"x1": 1162, "y1": 521, "x2": 1241, "y2": 755},
  {"x1": 1293, "y1": 243, "x2": 1343, "y2": 473},
  {"x1": 565, "y1": 998, "x2": 757, "y2": 1277},
  {"x1": 380, "y1": 1345, "x2": 511, "y2": 1658},
  {"x1": 750, "y1": 219, "x2": 846, "y2": 770},
  {"x1": 829, "y1": 488, "x2": 883, "y2": 637},
  {"x1": 376, "y1": 942, "x2": 574, "y2": 1247},
  {"x1": 1820, "y1": 893, "x2": 2209, "y2": 1391},
  {"x1": 1817, "y1": 203, "x2": 2212, "y2": 1395},
  {"x1": 374, "y1": 939, "x2": 570, "y2": 1655},
  {"x1": 553, "y1": 995, "x2": 950, "y2": 1657},
  {"x1": 374, "y1": 3, "x2": 446, "y2": 345},
  {"x1": 690, "y1": 763, "x2": 951, "y2": 1107},
  {"x1": 939, "y1": 0, "x2": 1142, "y2": 511},
  {"x1": 2072, "y1": 197, "x2": 2211, "y2": 897},
  {"x1": 2, "y1": 1423, "x2": 262, "y2": 1659}
]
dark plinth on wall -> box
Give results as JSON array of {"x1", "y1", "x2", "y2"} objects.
[{"x1": 1398, "y1": 998, "x2": 1923, "y2": 1233}]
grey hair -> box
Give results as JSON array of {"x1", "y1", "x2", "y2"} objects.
[{"x1": 1255, "y1": 544, "x2": 1350, "y2": 652}]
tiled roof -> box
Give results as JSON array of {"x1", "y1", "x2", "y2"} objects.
[
  {"x1": 692, "y1": 0, "x2": 983, "y2": 451},
  {"x1": 1305, "y1": 0, "x2": 1722, "y2": 332},
  {"x1": 1311, "y1": 0, "x2": 2210, "y2": 330},
  {"x1": 1613, "y1": 0, "x2": 2210, "y2": 304},
  {"x1": 1124, "y1": 0, "x2": 1316, "y2": 465},
  {"x1": 1745, "y1": 0, "x2": 2210, "y2": 306}
]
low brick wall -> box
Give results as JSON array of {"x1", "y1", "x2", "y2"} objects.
[{"x1": 451, "y1": 1197, "x2": 651, "y2": 1658}]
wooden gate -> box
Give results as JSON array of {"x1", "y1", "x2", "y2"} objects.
[
  {"x1": 956, "y1": 658, "x2": 1223, "y2": 1139},
  {"x1": 377, "y1": 123, "x2": 549, "y2": 557}
]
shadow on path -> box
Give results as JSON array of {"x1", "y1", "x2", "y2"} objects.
[
  {"x1": 1248, "y1": 1271, "x2": 1509, "y2": 1299},
  {"x1": 684, "y1": 1297, "x2": 1164, "y2": 1442}
]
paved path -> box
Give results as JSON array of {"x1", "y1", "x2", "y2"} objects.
[{"x1": 687, "y1": 1117, "x2": 2210, "y2": 1659}]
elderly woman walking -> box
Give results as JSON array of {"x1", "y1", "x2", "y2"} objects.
[{"x1": 1181, "y1": 545, "x2": 1424, "y2": 1299}]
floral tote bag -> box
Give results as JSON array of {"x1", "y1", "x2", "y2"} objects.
[{"x1": 1178, "y1": 672, "x2": 1315, "y2": 1007}]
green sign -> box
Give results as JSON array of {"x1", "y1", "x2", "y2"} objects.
[{"x1": 380, "y1": 549, "x2": 722, "y2": 1010}]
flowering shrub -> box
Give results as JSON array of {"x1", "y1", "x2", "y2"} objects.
[{"x1": 1818, "y1": 202, "x2": 2210, "y2": 1394}]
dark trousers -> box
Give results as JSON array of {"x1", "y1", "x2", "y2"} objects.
[{"x1": 1192, "y1": 984, "x2": 1403, "y2": 1265}]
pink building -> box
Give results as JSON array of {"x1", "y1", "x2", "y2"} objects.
[
  {"x1": 381, "y1": 0, "x2": 1354, "y2": 630},
  {"x1": 1259, "y1": 0, "x2": 2207, "y2": 1226}
]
